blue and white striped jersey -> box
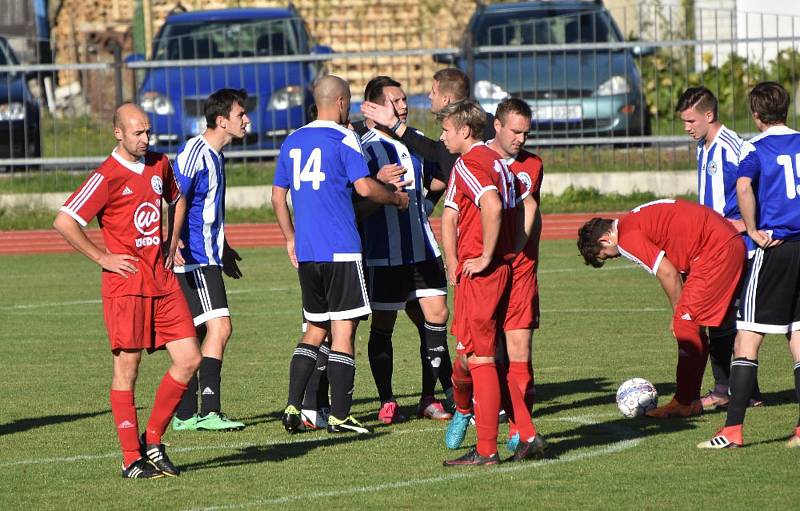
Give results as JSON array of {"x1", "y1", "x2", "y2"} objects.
[
  {"x1": 173, "y1": 135, "x2": 226, "y2": 272},
  {"x1": 738, "y1": 125, "x2": 800, "y2": 241},
  {"x1": 697, "y1": 125, "x2": 743, "y2": 219},
  {"x1": 273, "y1": 120, "x2": 370, "y2": 262},
  {"x1": 359, "y1": 128, "x2": 441, "y2": 266}
]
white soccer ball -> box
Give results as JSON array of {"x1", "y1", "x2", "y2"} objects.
[{"x1": 615, "y1": 378, "x2": 658, "y2": 418}]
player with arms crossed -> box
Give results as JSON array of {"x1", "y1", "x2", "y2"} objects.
[
  {"x1": 578, "y1": 199, "x2": 746, "y2": 418},
  {"x1": 676, "y1": 86, "x2": 762, "y2": 410},
  {"x1": 168, "y1": 88, "x2": 248, "y2": 432},
  {"x1": 699, "y1": 82, "x2": 800, "y2": 449},
  {"x1": 359, "y1": 76, "x2": 453, "y2": 423},
  {"x1": 445, "y1": 98, "x2": 546, "y2": 458},
  {"x1": 439, "y1": 100, "x2": 519, "y2": 466},
  {"x1": 53, "y1": 103, "x2": 201, "y2": 478},
  {"x1": 272, "y1": 75, "x2": 409, "y2": 434}
]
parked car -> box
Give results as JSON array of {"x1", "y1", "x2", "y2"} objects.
[
  {"x1": 134, "y1": 7, "x2": 330, "y2": 152},
  {"x1": 437, "y1": 1, "x2": 652, "y2": 139},
  {"x1": 0, "y1": 35, "x2": 41, "y2": 164}
]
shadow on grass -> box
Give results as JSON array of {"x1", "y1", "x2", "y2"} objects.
[
  {"x1": 0, "y1": 410, "x2": 108, "y2": 436},
  {"x1": 181, "y1": 431, "x2": 389, "y2": 471}
]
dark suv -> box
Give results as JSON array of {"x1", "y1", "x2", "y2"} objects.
[
  {"x1": 439, "y1": 1, "x2": 651, "y2": 138},
  {"x1": 135, "y1": 7, "x2": 329, "y2": 152},
  {"x1": 0, "y1": 35, "x2": 41, "y2": 163}
]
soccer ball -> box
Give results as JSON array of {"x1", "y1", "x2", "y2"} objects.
[{"x1": 615, "y1": 378, "x2": 658, "y2": 418}]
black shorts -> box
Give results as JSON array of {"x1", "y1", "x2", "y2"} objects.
[
  {"x1": 176, "y1": 266, "x2": 229, "y2": 326},
  {"x1": 367, "y1": 258, "x2": 447, "y2": 311},
  {"x1": 298, "y1": 260, "x2": 370, "y2": 322},
  {"x1": 737, "y1": 241, "x2": 800, "y2": 334}
]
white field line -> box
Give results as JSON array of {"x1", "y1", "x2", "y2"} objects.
[
  {"x1": 185, "y1": 414, "x2": 640, "y2": 511},
  {"x1": 0, "y1": 288, "x2": 288, "y2": 311},
  {"x1": 538, "y1": 265, "x2": 636, "y2": 274}
]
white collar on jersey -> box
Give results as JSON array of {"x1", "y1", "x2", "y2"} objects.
[{"x1": 111, "y1": 149, "x2": 145, "y2": 174}]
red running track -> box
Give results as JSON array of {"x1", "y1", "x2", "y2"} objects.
[{"x1": 0, "y1": 212, "x2": 622, "y2": 255}]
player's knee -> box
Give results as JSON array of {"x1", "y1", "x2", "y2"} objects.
[{"x1": 427, "y1": 306, "x2": 449, "y2": 325}]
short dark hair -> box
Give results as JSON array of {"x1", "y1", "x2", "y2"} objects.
[
  {"x1": 205, "y1": 88, "x2": 248, "y2": 128},
  {"x1": 675, "y1": 87, "x2": 718, "y2": 122},
  {"x1": 436, "y1": 99, "x2": 486, "y2": 138},
  {"x1": 495, "y1": 98, "x2": 532, "y2": 124},
  {"x1": 749, "y1": 81, "x2": 790, "y2": 125},
  {"x1": 433, "y1": 68, "x2": 470, "y2": 101},
  {"x1": 364, "y1": 75, "x2": 401, "y2": 104},
  {"x1": 577, "y1": 218, "x2": 614, "y2": 268}
]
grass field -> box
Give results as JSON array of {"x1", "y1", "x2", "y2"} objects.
[{"x1": 2, "y1": 241, "x2": 799, "y2": 510}]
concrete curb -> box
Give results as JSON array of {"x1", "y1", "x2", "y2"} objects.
[{"x1": 0, "y1": 170, "x2": 695, "y2": 211}]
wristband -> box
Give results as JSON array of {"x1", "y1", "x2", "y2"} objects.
[{"x1": 389, "y1": 119, "x2": 402, "y2": 133}]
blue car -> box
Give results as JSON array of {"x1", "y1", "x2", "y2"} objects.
[
  {"x1": 0, "y1": 35, "x2": 40, "y2": 163},
  {"x1": 135, "y1": 7, "x2": 329, "y2": 152},
  {"x1": 439, "y1": 1, "x2": 651, "y2": 139}
]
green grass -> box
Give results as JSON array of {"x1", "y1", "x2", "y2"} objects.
[{"x1": 2, "y1": 241, "x2": 799, "y2": 509}]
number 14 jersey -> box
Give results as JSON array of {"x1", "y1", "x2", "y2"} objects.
[{"x1": 274, "y1": 120, "x2": 370, "y2": 262}]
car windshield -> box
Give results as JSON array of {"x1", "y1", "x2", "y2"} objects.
[
  {"x1": 477, "y1": 9, "x2": 620, "y2": 46},
  {"x1": 153, "y1": 18, "x2": 300, "y2": 60}
]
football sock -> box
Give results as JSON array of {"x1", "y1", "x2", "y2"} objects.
[
  {"x1": 419, "y1": 337, "x2": 436, "y2": 398},
  {"x1": 672, "y1": 319, "x2": 708, "y2": 404},
  {"x1": 368, "y1": 327, "x2": 394, "y2": 403},
  {"x1": 451, "y1": 358, "x2": 473, "y2": 413},
  {"x1": 174, "y1": 372, "x2": 199, "y2": 420},
  {"x1": 287, "y1": 342, "x2": 319, "y2": 409},
  {"x1": 725, "y1": 357, "x2": 758, "y2": 427},
  {"x1": 110, "y1": 389, "x2": 141, "y2": 467},
  {"x1": 328, "y1": 351, "x2": 356, "y2": 419},
  {"x1": 145, "y1": 372, "x2": 188, "y2": 445},
  {"x1": 794, "y1": 361, "x2": 800, "y2": 427},
  {"x1": 469, "y1": 360, "x2": 501, "y2": 458},
  {"x1": 507, "y1": 361, "x2": 537, "y2": 439},
  {"x1": 708, "y1": 326, "x2": 735, "y2": 390},
  {"x1": 422, "y1": 321, "x2": 450, "y2": 396},
  {"x1": 199, "y1": 356, "x2": 222, "y2": 416},
  {"x1": 302, "y1": 340, "x2": 330, "y2": 410}
]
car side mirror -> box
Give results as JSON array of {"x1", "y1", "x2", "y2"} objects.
[
  {"x1": 311, "y1": 45, "x2": 333, "y2": 55},
  {"x1": 433, "y1": 52, "x2": 458, "y2": 64}
]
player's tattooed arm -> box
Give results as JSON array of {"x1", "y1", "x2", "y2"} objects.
[
  {"x1": 736, "y1": 176, "x2": 782, "y2": 249},
  {"x1": 53, "y1": 212, "x2": 139, "y2": 278},
  {"x1": 271, "y1": 185, "x2": 298, "y2": 268}
]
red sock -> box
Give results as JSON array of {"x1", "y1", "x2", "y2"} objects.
[
  {"x1": 525, "y1": 361, "x2": 536, "y2": 412},
  {"x1": 110, "y1": 389, "x2": 140, "y2": 467},
  {"x1": 451, "y1": 359, "x2": 474, "y2": 414},
  {"x1": 673, "y1": 319, "x2": 708, "y2": 405},
  {"x1": 469, "y1": 360, "x2": 501, "y2": 458},
  {"x1": 145, "y1": 372, "x2": 188, "y2": 445},
  {"x1": 508, "y1": 361, "x2": 537, "y2": 440}
]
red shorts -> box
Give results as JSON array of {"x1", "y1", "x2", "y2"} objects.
[
  {"x1": 103, "y1": 289, "x2": 196, "y2": 352},
  {"x1": 504, "y1": 254, "x2": 539, "y2": 331},
  {"x1": 452, "y1": 263, "x2": 512, "y2": 357},
  {"x1": 675, "y1": 236, "x2": 745, "y2": 327}
]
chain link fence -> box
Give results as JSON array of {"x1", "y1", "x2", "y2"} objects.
[{"x1": 0, "y1": 4, "x2": 798, "y2": 193}]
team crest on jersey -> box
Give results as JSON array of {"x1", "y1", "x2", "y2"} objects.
[
  {"x1": 706, "y1": 161, "x2": 718, "y2": 176},
  {"x1": 133, "y1": 202, "x2": 161, "y2": 248},
  {"x1": 151, "y1": 175, "x2": 163, "y2": 195}
]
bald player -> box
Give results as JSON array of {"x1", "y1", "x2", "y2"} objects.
[
  {"x1": 273, "y1": 75, "x2": 410, "y2": 434},
  {"x1": 54, "y1": 103, "x2": 202, "y2": 478}
]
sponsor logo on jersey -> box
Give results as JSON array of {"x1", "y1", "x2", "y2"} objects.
[
  {"x1": 122, "y1": 186, "x2": 134, "y2": 196},
  {"x1": 134, "y1": 202, "x2": 161, "y2": 247},
  {"x1": 151, "y1": 175, "x2": 163, "y2": 195}
]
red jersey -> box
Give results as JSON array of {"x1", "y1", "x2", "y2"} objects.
[
  {"x1": 60, "y1": 150, "x2": 182, "y2": 297},
  {"x1": 444, "y1": 143, "x2": 519, "y2": 269},
  {"x1": 506, "y1": 149, "x2": 543, "y2": 262},
  {"x1": 617, "y1": 199, "x2": 739, "y2": 275}
]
